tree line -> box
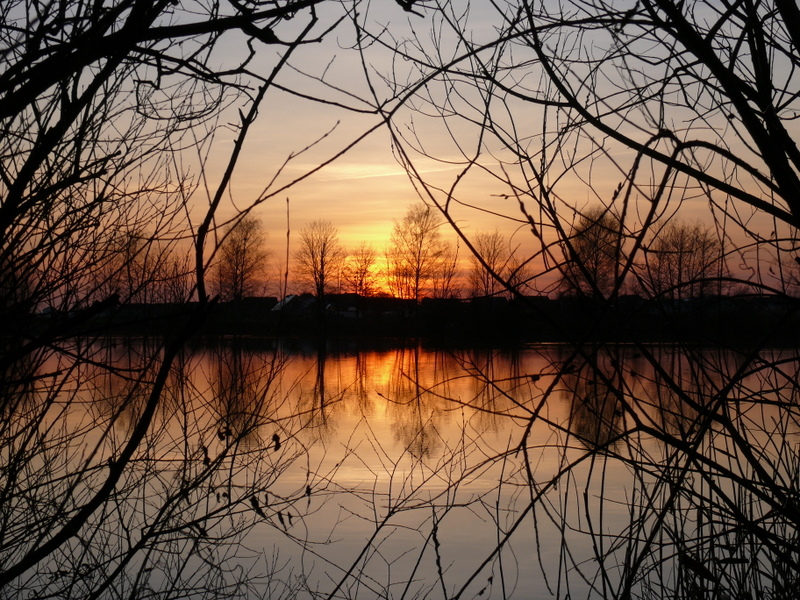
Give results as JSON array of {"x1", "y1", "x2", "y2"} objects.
[{"x1": 202, "y1": 202, "x2": 739, "y2": 307}]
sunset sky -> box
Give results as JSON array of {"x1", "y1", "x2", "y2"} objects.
[
  {"x1": 191, "y1": 0, "x2": 785, "y2": 296},
  {"x1": 196, "y1": 4, "x2": 532, "y2": 236}
]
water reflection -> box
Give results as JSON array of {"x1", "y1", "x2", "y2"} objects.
[{"x1": 3, "y1": 340, "x2": 799, "y2": 599}]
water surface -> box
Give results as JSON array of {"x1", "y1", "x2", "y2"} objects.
[{"x1": 10, "y1": 339, "x2": 799, "y2": 599}]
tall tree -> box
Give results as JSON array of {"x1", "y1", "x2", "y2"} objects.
[
  {"x1": 344, "y1": 242, "x2": 378, "y2": 296},
  {"x1": 103, "y1": 230, "x2": 194, "y2": 303},
  {"x1": 467, "y1": 230, "x2": 534, "y2": 299},
  {"x1": 469, "y1": 230, "x2": 508, "y2": 299},
  {"x1": 504, "y1": 253, "x2": 535, "y2": 298},
  {"x1": 386, "y1": 204, "x2": 453, "y2": 302},
  {"x1": 560, "y1": 207, "x2": 623, "y2": 299},
  {"x1": 295, "y1": 220, "x2": 345, "y2": 299},
  {"x1": 213, "y1": 216, "x2": 271, "y2": 302},
  {"x1": 639, "y1": 221, "x2": 723, "y2": 301},
  {"x1": 432, "y1": 240, "x2": 460, "y2": 299}
]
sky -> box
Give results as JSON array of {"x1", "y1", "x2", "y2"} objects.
[
  {"x1": 200, "y1": 5, "x2": 430, "y2": 254},
  {"x1": 187, "y1": 0, "x2": 792, "y2": 296},
  {"x1": 190, "y1": 3, "x2": 502, "y2": 295}
]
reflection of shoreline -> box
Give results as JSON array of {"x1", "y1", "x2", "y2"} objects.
[{"x1": 65, "y1": 339, "x2": 800, "y2": 486}]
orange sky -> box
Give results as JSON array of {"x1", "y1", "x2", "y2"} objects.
[{"x1": 188, "y1": 3, "x2": 788, "y2": 298}]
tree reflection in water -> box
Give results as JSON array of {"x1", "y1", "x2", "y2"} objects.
[{"x1": 1, "y1": 339, "x2": 798, "y2": 599}]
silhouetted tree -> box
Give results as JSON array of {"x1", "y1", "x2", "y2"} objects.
[
  {"x1": 295, "y1": 220, "x2": 345, "y2": 299},
  {"x1": 468, "y1": 230, "x2": 508, "y2": 298},
  {"x1": 102, "y1": 229, "x2": 194, "y2": 303},
  {"x1": 505, "y1": 254, "x2": 536, "y2": 298},
  {"x1": 468, "y1": 230, "x2": 533, "y2": 298},
  {"x1": 560, "y1": 207, "x2": 623, "y2": 298},
  {"x1": 386, "y1": 204, "x2": 454, "y2": 302},
  {"x1": 213, "y1": 216, "x2": 271, "y2": 302},
  {"x1": 640, "y1": 220, "x2": 723, "y2": 301},
  {"x1": 344, "y1": 242, "x2": 378, "y2": 296},
  {"x1": 432, "y1": 240, "x2": 460, "y2": 298},
  {"x1": 153, "y1": 247, "x2": 194, "y2": 303}
]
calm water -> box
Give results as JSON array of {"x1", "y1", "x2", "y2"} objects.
[{"x1": 13, "y1": 340, "x2": 800, "y2": 599}]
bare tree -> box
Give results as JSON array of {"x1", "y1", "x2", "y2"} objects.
[
  {"x1": 468, "y1": 230, "x2": 508, "y2": 298},
  {"x1": 639, "y1": 220, "x2": 724, "y2": 301},
  {"x1": 295, "y1": 220, "x2": 345, "y2": 299},
  {"x1": 468, "y1": 230, "x2": 533, "y2": 298},
  {"x1": 505, "y1": 253, "x2": 536, "y2": 298},
  {"x1": 779, "y1": 245, "x2": 800, "y2": 297},
  {"x1": 213, "y1": 216, "x2": 271, "y2": 302},
  {"x1": 560, "y1": 206, "x2": 623, "y2": 298},
  {"x1": 386, "y1": 203, "x2": 453, "y2": 302},
  {"x1": 153, "y1": 246, "x2": 195, "y2": 303},
  {"x1": 432, "y1": 239, "x2": 460, "y2": 299},
  {"x1": 102, "y1": 230, "x2": 194, "y2": 304},
  {"x1": 344, "y1": 242, "x2": 378, "y2": 296}
]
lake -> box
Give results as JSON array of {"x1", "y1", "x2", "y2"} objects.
[{"x1": 3, "y1": 339, "x2": 799, "y2": 599}]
